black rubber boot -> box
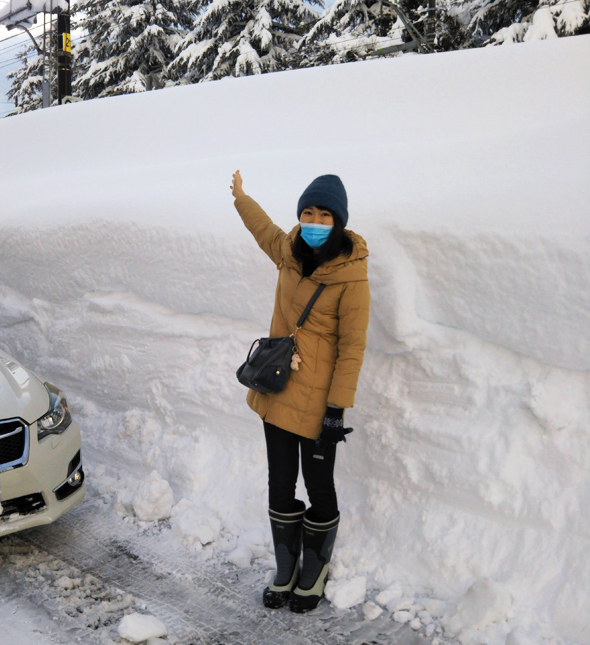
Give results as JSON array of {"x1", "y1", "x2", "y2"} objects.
[
  {"x1": 289, "y1": 512, "x2": 340, "y2": 613},
  {"x1": 263, "y1": 501, "x2": 306, "y2": 609}
]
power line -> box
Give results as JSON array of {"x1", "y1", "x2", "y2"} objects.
[
  {"x1": 0, "y1": 33, "x2": 83, "y2": 69},
  {"x1": 0, "y1": 21, "x2": 47, "y2": 44},
  {"x1": 0, "y1": 58, "x2": 21, "y2": 69},
  {"x1": 0, "y1": 37, "x2": 35, "y2": 55},
  {"x1": 0, "y1": 47, "x2": 34, "y2": 64}
]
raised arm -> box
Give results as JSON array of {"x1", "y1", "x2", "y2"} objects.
[{"x1": 231, "y1": 170, "x2": 286, "y2": 267}]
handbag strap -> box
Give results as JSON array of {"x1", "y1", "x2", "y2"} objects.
[{"x1": 295, "y1": 283, "x2": 326, "y2": 329}]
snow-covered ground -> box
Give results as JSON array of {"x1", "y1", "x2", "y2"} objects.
[{"x1": 0, "y1": 34, "x2": 589, "y2": 645}]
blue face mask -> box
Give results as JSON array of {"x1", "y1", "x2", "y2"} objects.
[{"x1": 300, "y1": 223, "x2": 333, "y2": 249}]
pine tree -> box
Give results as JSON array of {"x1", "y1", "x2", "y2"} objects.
[
  {"x1": 297, "y1": 0, "x2": 404, "y2": 65},
  {"x1": 434, "y1": 0, "x2": 471, "y2": 51},
  {"x1": 458, "y1": 0, "x2": 589, "y2": 46},
  {"x1": 168, "y1": 0, "x2": 321, "y2": 84},
  {"x1": 5, "y1": 29, "x2": 58, "y2": 116},
  {"x1": 296, "y1": 0, "x2": 457, "y2": 66},
  {"x1": 5, "y1": 46, "x2": 43, "y2": 115},
  {"x1": 74, "y1": 0, "x2": 194, "y2": 99}
]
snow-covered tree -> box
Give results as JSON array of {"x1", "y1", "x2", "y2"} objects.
[
  {"x1": 168, "y1": 0, "x2": 321, "y2": 84},
  {"x1": 296, "y1": 0, "x2": 405, "y2": 65},
  {"x1": 5, "y1": 29, "x2": 58, "y2": 117},
  {"x1": 299, "y1": 0, "x2": 589, "y2": 62},
  {"x1": 430, "y1": 0, "x2": 470, "y2": 51},
  {"x1": 457, "y1": 0, "x2": 589, "y2": 46},
  {"x1": 74, "y1": 0, "x2": 194, "y2": 99},
  {"x1": 5, "y1": 45, "x2": 44, "y2": 115},
  {"x1": 295, "y1": 0, "x2": 459, "y2": 65}
]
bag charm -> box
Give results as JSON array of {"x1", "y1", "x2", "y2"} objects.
[{"x1": 290, "y1": 351, "x2": 302, "y2": 371}]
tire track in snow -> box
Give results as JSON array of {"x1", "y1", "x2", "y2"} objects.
[
  {"x1": 18, "y1": 500, "x2": 424, "y2": 645},
  {"x1": 19, "y1": 511, "x2": 261, "y2": 644}
]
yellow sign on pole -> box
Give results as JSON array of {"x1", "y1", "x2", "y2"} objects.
[{"x1": 63, "y1": 33, "x2": 71, "y2": 53}]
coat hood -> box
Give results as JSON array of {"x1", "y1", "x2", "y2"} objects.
[{"x1": 283, "y1": 225, "x2": 369, "y2": 285}]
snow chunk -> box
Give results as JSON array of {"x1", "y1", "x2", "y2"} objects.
[
  {"x1": 525, "y1": 372, "x2": 587, "y2": 434},
  {"x1": 392, "y1": 597, "x2": 418, "y2": 612},
  {"x1": 227, "y1": 545, "x2": 252, "y2": 569},
  {"x1": 325, "y1": 577, "x2": 366, "y2": 610},
  {"x1": 393, "y1": 610, "x2": 413, "y2": 624},
  {"x1": 170, "y1": 504, "x2": 221, "y2": 546},
  {"x1": 363, "y1": 601, "x2": 383, "y2": 620},
  {"x1": 422, "y1": 598, "x2": 447, "y2": 618},
  {"x1": 117, "y1": 613, "x2": 167, "y2": 643},
  {"x1": 375, "y1": 586, "x2": 403, "y2": 607},
  {"x1": 389, "y1": 597, "x2": 420, "y2": 616},
  {"x1": 419, "y1": 610, "x2": 433, "y2": 625},
  {"x1": 410, "y1": 617, "x2": 421, "y2": 630},
  {"x1": 55, "y1": 575, "x2": 78, "y2": 590},
  {"x1": 443, "y1": 578, "x2": 512, "y2": 640},
  {"x1": 132, "y1": 470, "x2": 174, "y2": 522}
]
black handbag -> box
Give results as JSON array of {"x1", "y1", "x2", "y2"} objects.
[{"x1": 236, "y1": 284, "x2": 326, "y2": 394}]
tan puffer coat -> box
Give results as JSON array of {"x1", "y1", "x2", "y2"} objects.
[{"x1": 235, "y1": 195, "x2": 370, "y2": 440}]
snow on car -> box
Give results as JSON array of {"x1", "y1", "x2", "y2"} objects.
[{"x1": 0, "y1": 349, "x2": 85, "y2": 535}]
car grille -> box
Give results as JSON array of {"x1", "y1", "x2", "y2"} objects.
[
  {"x1": 0, "y1": 493, "x2": 46, "y2": 519},
  {"x1": 0, "y1": 419, "x2": 28, "y2": 471}
]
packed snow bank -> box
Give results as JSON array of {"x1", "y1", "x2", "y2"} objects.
[
  {"x1": 1, "y1": 35, "x2": 589, "y2": 645},
  {"x1": 1, "y1": 36, "x2": 589, "y2": 369}
]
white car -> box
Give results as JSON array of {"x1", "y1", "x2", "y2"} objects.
[{"x1": 0, "y1": 350, "x2": 85, "y2": 536}]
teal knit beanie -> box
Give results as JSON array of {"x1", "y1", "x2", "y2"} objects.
[{"x1": 297, "y1": 175, "x2": 348, "y2": 227}]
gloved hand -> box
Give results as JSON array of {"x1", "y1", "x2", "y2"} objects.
[
  {"x1": 320, "y1": 406, "x2": 353, "y2": 443},
  {"x1": 313, "y1": 406, "x2": 353, "y2": 460}
]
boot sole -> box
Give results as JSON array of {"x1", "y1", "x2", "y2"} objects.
[
  {"x1": 263, "y1": 588, "x2": 290, "y2": 609},
  {"x1": 289, "y1": 592, "x2": 322, "y2": 613}
]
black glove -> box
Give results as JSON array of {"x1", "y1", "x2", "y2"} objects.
[{"x1": 313, "y1": 406, "x2": 354, "y2": 460}]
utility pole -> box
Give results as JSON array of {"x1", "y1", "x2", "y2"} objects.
[
  {"x1": 426, "y1": 0, "x2": 436, "y2": 47},
  {"x1": 0, "y1": 0, "x2": 78, "y2": 107},
  {"x1": 56, "y1": 0, "x2": 72, "y2": 104},
  {"x1": 49, "y1": 0, "x2": 54, "y2": 105},
  {"x1": 42, "y1": 11, "x2": 49, "y2": 107}
]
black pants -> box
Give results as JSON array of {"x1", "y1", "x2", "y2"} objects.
[{"x1": 264, "y1": 421, "x2": 338, "y2": 523}]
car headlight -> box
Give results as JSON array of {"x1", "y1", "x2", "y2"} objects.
[{"x1": 37, "y1": 382, "x2": 72, "y2": 441}]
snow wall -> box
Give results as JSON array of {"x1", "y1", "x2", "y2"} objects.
[{"x1": 1, "y1": 35, "x2": 589, "y2": 645}]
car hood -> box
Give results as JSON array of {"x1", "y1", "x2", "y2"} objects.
[{"x1": 0, "y1": 351, "x2": 50, "y2": 424}]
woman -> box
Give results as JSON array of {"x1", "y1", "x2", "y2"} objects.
[{"x1": 230, "y1": 170, "x2": 370, "y2": 613}]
